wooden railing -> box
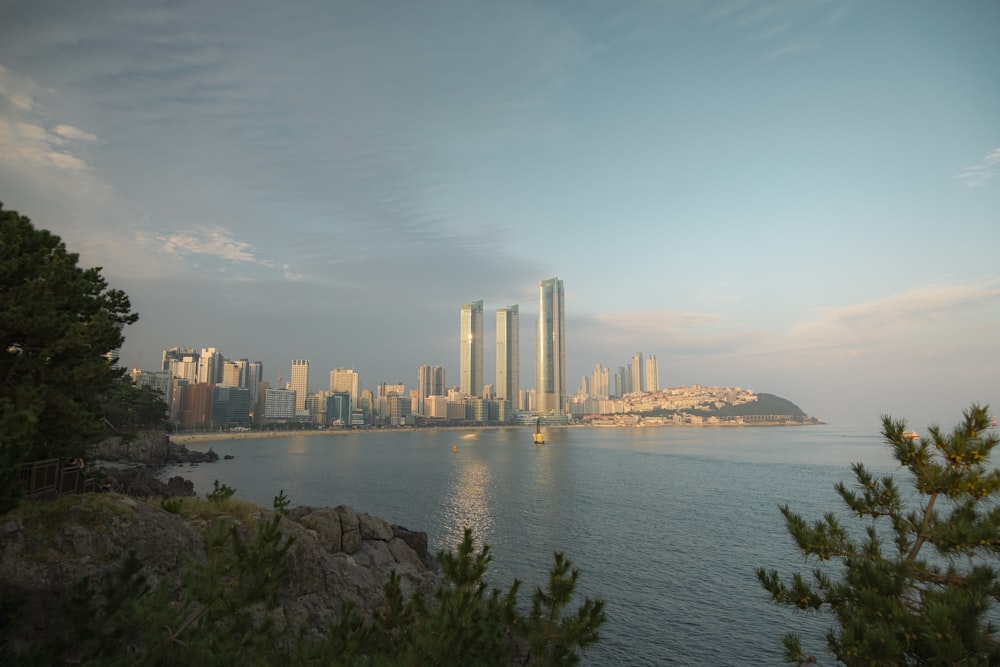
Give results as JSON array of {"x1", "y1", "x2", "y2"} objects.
[{"x1": 19, "y1": 459, "x2": 95, "y2": 499}]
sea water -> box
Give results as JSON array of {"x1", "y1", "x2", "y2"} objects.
[{"x1": 162, "y1": 424, "x2": 897, "y2": 665}]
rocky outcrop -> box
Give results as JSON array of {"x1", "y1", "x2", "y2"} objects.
[
  {"x1": 0, "y1": 494, "x2": 442, "y2": 654},
  {"x1": 90, "y1": 432, "x2": 219, "y2": 465}
]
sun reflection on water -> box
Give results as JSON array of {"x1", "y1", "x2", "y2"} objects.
[{"x1": 441, "y1": 457, "x2": 494, "y2": 549}]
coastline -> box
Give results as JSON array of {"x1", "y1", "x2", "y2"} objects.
[{"x1": 168, "y1": 420, "x2": 822, "y2": 444}]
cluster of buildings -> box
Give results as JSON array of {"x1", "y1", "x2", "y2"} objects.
[{"x1": 128, "y1": 277, "x2": 696, "y2": 431}]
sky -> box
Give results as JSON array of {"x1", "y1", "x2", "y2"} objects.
[{"x1": 1, "y1": 0, "x2": 998, "y2": 428}]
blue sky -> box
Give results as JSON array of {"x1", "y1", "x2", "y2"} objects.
[{"x1": 1, "y1": 0, "x2": 998, "y2": 427}]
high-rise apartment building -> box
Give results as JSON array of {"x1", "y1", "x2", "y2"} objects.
[
  {"x1": 247, "y1": 361, "x2": 263, "y2": 414},
  {"x1": 630, "y1": 353, "x2": 643, "y2": 395},
  {"x1": 291, "y1": 359, "x2": 309, "y2": 411},
  {"x1": 417, "y1": 364, "x2": 446, "y2": 416},
  {"x1": 644, "y1": 354, "x2": 659, "y2": 393},
  {"x1": 459, "y1": 300, "x2": 484, "y2": 398},
  {"x1": 536, "y1": 277, "x2": 565, "y2": 414},
  {"x1": 591, "y1": 363, "x2": 609, "y2": 400},
  {"x1": 198, "y1": 347, "x2": 224, "y2": 385},
  {"x1": 222, "y1": 360, "x2": 244, "y2": 387},
  {"x1": 496, "y1": 305, "x2": 519, "y2": 405},
  {"x1": 162, "y1": 347, "x2": 195, "y2": 373},
  {"x1": 329, "y1": 368, "x2": 360, "y2": 412}
]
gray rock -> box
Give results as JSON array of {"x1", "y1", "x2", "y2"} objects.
[{"x1": 0, "y1": 494, "x2": 443, "y2": 657}]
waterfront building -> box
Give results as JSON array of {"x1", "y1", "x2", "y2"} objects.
[
  {"x1": 178, "y1": 382, "x2": 213, "y2": 429},
  {"x1": 326, "y1": 392, "x2": 351, "y2": 425},
  {"x1": 329, "y1": 368, "x2": 360, "y2": 412},
  {"x1": 536, "y1": 277, "x2": 566, "y2": 414},
  {"x1": 307, "y1": 391, "x2": 327, "y2": 424},
  {"x1": 263, "y1": 387, "x2": 296, "y2": 422},
  {"x1": 212, "y1": 385, "x2": 251, "y2": 426},
  {"x1": 247, "y1": 361, "x2": 263, "y2": 413},
  {"x1": 291, "y1": 359, "x2": 309, "y2": 412},
  {"x1": 425, "y1": 395, "x2": 449, "y2": 419},
  {"x1": 459, "y1": 300, "x2": 484, "y2": 398},
  {"x1": 496, "y1": 305, "x2": 519, "y2": 406},
  {"x1": 645, "y1": 354, "x2": 660, "y2": 393}
]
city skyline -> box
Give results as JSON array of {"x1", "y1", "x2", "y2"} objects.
[{"x1": 2, "y1": 2, "x2": 997, "y2": 426}]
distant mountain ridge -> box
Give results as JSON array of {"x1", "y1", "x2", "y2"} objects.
[{"x1": 705, "y1": 393, "x2": 808, "y2": 418}]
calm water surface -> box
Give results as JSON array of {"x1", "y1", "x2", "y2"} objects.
[{"x1": 163, "y1": 424, "x2": 896, "y2": 665}]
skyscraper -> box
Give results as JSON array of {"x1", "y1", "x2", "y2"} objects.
[
  {"x1": 291, "y1": 359, "x2": 309, "y2": 411},
  {"x1": 329, "y1": 368, "x2": 360, "y2": 412},
  {"x1": 459, "y1": 300, "x2": 484, "y2": 398},
  {"x1": 536, "y1": 277, "x2": 565, "y2": 414},
  {"x1": 198, "y1": 347, "x2": 224, "y2": 385},
  {"x1": 417, "y1": 364, "x2": 446, "y2": 416},
  {"x1": 496, "y1": 305, "x2": 519, "y2": 405},
  {"x1": 644, "y1": 354, "x2": 659, "y2": 393},
  {"x1": 630, "y1": 353, "x2": 643, "y2": 395}
]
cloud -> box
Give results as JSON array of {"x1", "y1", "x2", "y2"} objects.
[
  {"x1": 787, "y1": 280, "x2": 1000, "y2": 355},
  {"x1": 53, "y1": 124, "x2": 98, "y2": 142},
  {"x1": 761, "y1": 43, "x2": 808, "y2": 61},
  {"x1": 160, "y1": 227, "x2": 261, "y2": 264},
  {"x1": 0, "y1": 69, "x2": 96, "y2": 171},
  {"x1": 955, "y1": 147, "x2": 1000, "y2": 188}
]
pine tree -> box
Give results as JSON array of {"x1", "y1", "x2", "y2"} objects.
[
  {"x1": 1, "y1": 203, "x2": 137, "y2": 512},
  {"x1": 758, "y1": 404, "x2": 1000, "y2": 665}
]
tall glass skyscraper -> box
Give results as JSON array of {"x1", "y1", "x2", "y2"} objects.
[
  {"x1": 496, "y1": 305, "x2": 519, "y2": 405},
  {"x1": 535, "y1": 277, "x2": 565, "y2": 413},
  {"x1": 460, "y1": 300, "x2": 484, "y2": 397}
]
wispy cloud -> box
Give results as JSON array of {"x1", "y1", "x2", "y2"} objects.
[
  {"x1": 53, "y1": 124, "x2": 98, "y2": 142},
  {"x1": 761, "y1": 43, "x2": 809, "y2": 61},
  {"x1": 161, "y1": 227, "x2": 261, "y2": 264},
  {"x1": 0, "y1": 67, "x2": 96, "y2": 171},
  {"x1": 156, "y1": 226, "x2": 307, "y2": 283},
  {"x1": 789, "y1": 280, "x2": 1000, "y2": 350},
  {"x1": 955, "y1": 147, "x2": 1000, "y2": 188}
]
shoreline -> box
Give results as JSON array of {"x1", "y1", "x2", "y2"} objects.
[{"x1": 168, "y1": 420, "x2": 822, "y2": 444}]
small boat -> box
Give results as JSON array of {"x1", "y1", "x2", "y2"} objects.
[
  {"x1": 902, "y1": 431, "x2": 919, "y2": 440},
  {"x1": 533, "y1": 418, "x2": 545, "y2": 445},
  {"x1": 452, "y1": 442, "x2": 458, "y2": 454}
]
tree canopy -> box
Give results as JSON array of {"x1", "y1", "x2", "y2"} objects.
[
  {"x1": 1, "y1": 203, "x2": 137, "y2": 511},
  {"x1": 758, "y1": 404, "x2": 1000, "y2": 665}
]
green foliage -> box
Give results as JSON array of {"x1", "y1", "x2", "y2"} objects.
[
  {"x1": 1, "y1": 203, "x2": 138, "y2": 513},
  {"x1": 206, "y1": 479, "x2": 236, "y2": 504},
  {"x1": 758, "y1": 404, "x2": 1000, "y2": 666},
  {"x1": 309, "y1": 527, "x2": 606, "y2": 666},
  {"x1": 160, "y1": 497, "x2": 184, "y2": 514},
  {"x1": 45, "y1": 504, "x2": 295, "y2": 666},
  {"x1": 101, "y1": 376, "x2": 168, "y2": 432},
  {"x1": 273, "y1": 489, "x2": 290, "y2": 516},
  {"x1": 27, "y1": 514, "x2": 604, "y2": 666}
]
